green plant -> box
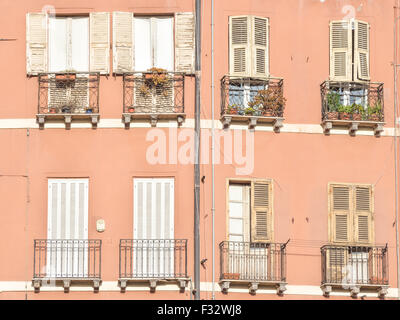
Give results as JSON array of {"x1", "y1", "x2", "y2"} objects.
[
  {"x1": 367, "y1": 101, "x2": 383, "y2": 120},
  {"x1": 326, "y1": 91, "x2": 341, "y2": 112},
  {"x1": 337, "y1": 105, "x2": 352, "y2": 113},
  {"x1": 227, "y1": 104, "x2": 238, "y2": 114},
  {"x1": 247, "y1": 87, "x2": 286, "y2": 115},
  {"x1": 244, "y1": 107, "x2": 255, "y2": 115}
]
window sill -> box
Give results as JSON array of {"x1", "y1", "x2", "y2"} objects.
[
  {"x1": 122, "y1": 112, "x2": 185, "y2": 129},
  {"x1": 220, "y1": 114, "x2": 284, "y2": 132},
  {"x1": 219, "y1": 279, "x2": 287, "y2": 295},
  {"x1": 118, "y1": 278, "x2": 189, "y2": 293},
  {"x1": 36, "y1": 113, "x2": 100, "y2": 129},
  {"x1": 321, "y1": 119, "x2": 385, "y2": 137},
  {"x1": 320, "y1": 283, "x2": 389, "y2": 299},
  {"x1": 32, "y1": 278, "x2": 101, "y2": 293}
]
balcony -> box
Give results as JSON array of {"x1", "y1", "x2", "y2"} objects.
[
  {"x1": 122, "y1": 72, "x2": 185, "y2": 128},
  {"x1": 220, "y1": 76, "x2": 285, "y2": 131},
  {"x1": 321, "y1": 245, "x2": 389, "y2": 298},
  {"x1": 36, "y1": 73, "x2": 100, "y2": 129},
  {"x1": 320, "y1": 81, "x2": 385, "y2": 136},
  {"x1": 219, "y1": 241, "x2": 287, "y2": 295},
  {"x1": 119, "y1": 239, "x2": 188, "y2": 292},
  {"x1": 33, "y1": 239, "x2": 102, "y2": 292}
]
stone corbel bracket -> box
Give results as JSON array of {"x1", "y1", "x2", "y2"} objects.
[
  {"x1": 249, "y1": 282, "x2": 258, "y2": 295},
  {"x1": 276, "y1": 283, "x2": 287, "y2": 296},
  {"x1": 220, "y1": 281, "x2": 230, "y2": 294},
  {"x1": 350, "y1": 286, "x2": 360, "y2": 298},
  {"x1": 321, "y1": 285, "x2": 332, "y2": 298}
]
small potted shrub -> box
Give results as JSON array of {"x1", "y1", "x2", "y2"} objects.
[
  {"x1": 325, "y1": 91, "x2": 340, "y2": 120},
  {"x1": 244, "y1": 107, "x2": 255, "y2": 115},
  {"x1": 248, "y1": 87, "x2": 286, "y2": 117},
  {"x1": 351, "y1": 103, "x2": 364, "y2": 121},
  {"x1": 338, "y1": 105, "x2": 352, "y2": 120},
  {"x1": 226, "y1": 104, "x2": 238, "y2": 115},
  {"x1": 367, "y1": 103, "x2": 383, "y2": 122}
]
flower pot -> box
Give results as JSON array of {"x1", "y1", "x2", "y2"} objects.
[
  {"x1": 238, "y1": 110, "x2": 245, "y2": 116},
  {"x1": 85, "y1": 108, "x2": 93, "y2": 114},
  {"x1": 369, "y1": 114, "x2": 380, "y2": 122},
  {"x1": 128, "y1": 107, "x2": 135, "y2": 113},
  {"x1": 352, "y1": 113, "x2": 362, "y2": 121},
  {"x1": 56, "y1": 74, "x2": 76, "y2": 82},
  {"x1": 49, "y1": 108, "x2": 57, "y2": 114},
  {"x1": 228, "y1": 110, "x2": 237, "y2": 115},
  {"x1": 222, "y1": 273, "x2": 240, "y2": 280},
  {"x1": 369, "y1": 276, "x2": 388, "y2": 284},
  {"x1": 263, "y1": 110, "x2": 274, "y2": 117},
  {"x1": 326, "y1": 111, "x2": 339, "y2": 120},
  {"x1": 339, "y1": 112, "x2": 351, "y2": 120},
  {"x1": 62, "y1": 106, "x2": 71, "y2": 113}
]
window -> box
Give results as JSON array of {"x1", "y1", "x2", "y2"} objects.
[
  {"x1": 48, "y1": 17, "x2": 89, "y2": 72},
  {"x1": 229, "y1": 16, "x2": 269, "y2": 77},
  {"x1": 113, "y1": 12, "x2": 195, "y2": 74},
  {"x1": 26, "y1": 12, "x2": 110, "y2": 75},
  {"x1": 227, "y1": 179, "x2": 273, "y2": 242},
  {"x1": 329, "y1": 20, "x2": 370, "y2": 82},
  {"x1": 328, "y1": 183, "x2": 374, "y2": 244}
]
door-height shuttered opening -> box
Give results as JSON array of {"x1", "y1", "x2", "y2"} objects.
[
  {"x1": 330, "y1": 185, "x2": 351, "y2": 242},
  {"x1": 112, "y1": 12, "x2": 134, "y2": 74},
  {"x1": 175, "y1": 12, "x2": 195, "y2": 73},
  {"x1": 251, "y1": 180, "x2": 272, "y2": 242}
]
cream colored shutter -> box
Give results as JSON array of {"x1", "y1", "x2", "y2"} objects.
[
  {"x1": 251, "y1": 180, "x2": 272, "y2": 242},
  {"x1": 355, "y1": 20, "x2": 370, "y2": 81},
  {"x1": 252, "y1": 16, "x2": 269, "y2": 77},
  {"x1": 113, "y1": 12, "x2": 134, "y2": 74},
  {"x1": 26, "y1": 13, "x2": 48, "y2": 75},
  {"x1": 229, "y1": 16, "x2": 251, "y2": 76},
  {"x1": 175, "y1": 12, "x2": 195, "y2": 73},
  {"x1": 354, "y1": 185, "x2": 373, "y2": 243},
  {"x1": 90, "y1": 12, "x2": 110, "y2": 74},
  {"x1": 329, "y1": 20, "x2": 352, "y2": 81},
  {"x1": 329, "y1": 184, "x2": 351, "y2": 243}
]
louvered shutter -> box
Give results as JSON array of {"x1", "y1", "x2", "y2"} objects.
[
  {"x1": 355, "y1": 20, "x2": 370, "y2": 81},
  {"x1": 329, "y1": 185, "x2": 351, "y2": 243},
  {"x1": 90, "y1": 12, "x2": 110, "y2": 74},
  {"x1": 354, "y1": 186, "x2": 373, "y2": 243},
  {"x1": 252, "y1": 16, "x2": 269, "y2": 77},
  {"x1": 329, "y1": 20, "x2": 352, "y2": 81},
  {"x1": 229, "y1": 16, "x2": 251, "y2": 76},
  {"x1": 175, "y1": 12, "x2": 195, "y2": 73},
  {"x1": 251, "y1": 180, "x2": 272, "y2": 242},
  {"x1": 113, "y1": 12, "x2": 134, "y2": 74},
  {"x1": 26, "y1": 13, "x2": 48, "y2": 75}
]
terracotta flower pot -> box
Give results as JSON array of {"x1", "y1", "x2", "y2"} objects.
[
  {"x1": 222, "y1": 273, "x2": 240, "y2": 280},
  {"x1": 339, "y1": 112, "x2": 351, "y2": 120},
  {"x1": 263, "y1": 110, "x2": 274, "y2": 117},
  {"x1": 55, "y1": 74, "x2": 76, "y2": 82},
  {"x1": 352, "y1": 113, "x2": 362, "y2": 121},
  {"x1": 326, "y1": 112, "x2": 339, "y2": 120},
  {"x1": 128, "y1": 107, "x2": 135, "y2": 113},
  {"x1": 369, "y1": 114, "x2": 380, "y2": 122},
  {"x1": 49, "y1": 108, "x2": 56, "y2": 114}
]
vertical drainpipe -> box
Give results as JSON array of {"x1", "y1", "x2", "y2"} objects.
[{"x1": 194, "y1": 0, "x2": 202, "y2": 300}]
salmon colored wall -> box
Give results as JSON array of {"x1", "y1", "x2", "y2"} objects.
[{"x1": 0, "y1": 0, "x2": 398, "y2": 300}]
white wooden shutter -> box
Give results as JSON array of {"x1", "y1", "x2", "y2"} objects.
[
  {"x1": 251, "y1": 180, "x2": 272, "y2": 242},
  {"x1": 90, "y1": 12, "x2": 110, "y2": 74},
  {"x1": 252, "y1": 16, "x2": 269, "y2": 77},
  {"x1": 113, "y1": 12, "x2": 134, "y2": 74},
  {"x1": 26, "y1": 13, "x2": 48, "y2": 75},
  {"x1": 175, "y1": 12, "x2": 195, "y2": 73},
  {"x1": 329, "y1": 184, "x2": 351, "y2": 243},
  {"x1": 329, "y1": 20, "x2": 352, "y2": 81},
  {"x1": 355, "y1": 20, "x2": 370, "y2": 81},
  {"x1": 229, "y1": 16, "x2": 251, "y2": 76},
  {"x1": 354, "y1": 185, "x2": 373, "y2": 243}
]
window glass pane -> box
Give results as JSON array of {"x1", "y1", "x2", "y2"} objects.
[
  {"x1": 134, "y1": 17, "x2": 152, "y2": 71},
  {"x1": 49, "y1": 17, "x2": 67, "y2": 72},
  {"x1": 228, "y1": 83, "x2": 244, "y2": 108},
  {"x1": 154, "y1": 17, "x2": 174, "y2": 71},
  {"x1": 229, "y1": 202, "x2": 243, "y2": 218},
  {"x1": 229, "y1": 235, "x2": 243, "y2": 242},
  {"x1": 229, "y1": 185, "x2": 243, "y2": 201},
  {"x1": 229, "y1": 219, "x2": 243, "y2": 235},
  {"x1": 71, "y1": 17, "x2": 89, "y2": 72}
]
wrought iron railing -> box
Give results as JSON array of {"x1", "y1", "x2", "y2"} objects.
[
  {"x1": 219, "y1": 241, "x2": 287, "y2": 282},
  {"x1": 38, "y1": 73, "x2": 100, "y2": 115},
  {"x1": 321, "y1": 81, "x2": 384, "y2": 122},
  {"x1": 221, "y1": 76, "x2": 285, "y2": 117},
  {"x1": 321, "y1": 245, "x2": 388, "y2": 286},
  {"x1": 119, "y1": 239, "x2": 187, "y2": 279},
  {"x1": 33, "y1": 239, "x2": 101, "y2": 279},
  {"x1": 123, "y1": 72, "x2": 184, "y2": 114}
]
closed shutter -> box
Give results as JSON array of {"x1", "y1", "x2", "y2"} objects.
[
  {"x1": 354, "y1": 185, "x2": 373, "y2": 243},
  {"x1": 229, "y1": 16, "x2": 251, "y2": 76},
  {"x1": 329, "y1": 184, "x2": 351, "y2": 242},
  {"x1": 251, "y1": 180, "x2": 272, "y2": 242},
  {"x1": 112, "y1": 12, "x2": 134, "y2": 74},
  {"x1": 90, "y1": 12, "x2": 110, "y2": 74},
  {"x1": 355, "y1": 20, "x2": 370, "y2": 81},
  {"x1": 252, "y1": 16, "x2": 269, "y2": 77},
  {"x1": 175, "y1": 12, "x2": 195, "y2": 73},
  {"x1": 26, "y1": 13, "x2": 48, "y2": 75},
  {"x1": 329, "y1": 20, "x2": 352, "y2": 81}
]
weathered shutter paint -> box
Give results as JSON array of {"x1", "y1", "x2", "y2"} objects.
[
  {"x1": 175, "y1": 12, "x2": 195, "y2": 73},
  {"x1": 229, "y1": 16, "x2": 250, "y2": 76},
  {"x1": 90, "y1": 12, "x2": 110, "y2": 74},
  {"x1": 112, "y1": 12, "x2": 134, "y2": 74},
  {"x1": 26, "y1": 13, "x2": 48, "y2": 75},
  {"x1": 354, "y1": 186, "x2": 373, "y2": 243},
  {"x1": 355, "y1": 20, "x2": 370, "y2": 81},
  {"x1": 252, "y1": 16, "x2": 269, "y2": 77},
  {"x1": 329, "y1": 20, "x2": 352, "y2": 81},
  {"x1": 330, "y1": 185, "x2": 351, "y2": 242},
  {"x1": 251, "y1": 180, "x2": 272, "y2": 242}
]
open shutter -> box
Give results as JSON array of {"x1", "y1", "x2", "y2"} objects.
[
  {"x1": 354, "y1": 185, "x2": 373, "y2": 243},
  {"x1": 252, "y1": 16, "x2": 269, "y2": 77},
  {"x1": 26, "y1": 13, "x2": 48, "y2": 75},
  {"x1": 355, "y1": 20, "x2": 370, "y2": 81},
  {"x1": 175, "y1": 12, "x2": 195, "y2": 73},
  {"x1": 229, "y1": 16, "x2": 251, "y2": 76},
  {"x1": 329, "y1": 184, "x2": 351, "y2": 243},
  {"x1": 251, "y1": 180, "x2": 272, "y2": 242},
  {"x1": 90, "y1": 12, "x2": 110, "y2": 74},
  {"x1": 113, "y1": 12, "x2": 134, "y2": 74},
  {"x1": 329, "y1": 20, "x2": 352, "y2": 81}
]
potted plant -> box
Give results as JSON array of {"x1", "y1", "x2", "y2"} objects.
[
  {"x1": 128, "y1": 106, "x2": 135, "y2": 113},
  {"x1": 222, "y1": 273, "x2": 240, "y2": 280},
  {"x1": 338, "y1": 105, "x2": 352, "y2": 120},
  {"x1": 85, "y1": 107, "x2": 93, "y2": 114},
  {"x1": 367, "y1": 102, "x2": 383, "y2": 122},
  {"x1": 49, "y1": 106, "x2": 57, "y2": 114},
  {"x1": 226, "y1": 104, "x2": 238, "y2": 115},
  {"x1": 325, "y1": 91, "x2": 340, "y2": 120},
  {"x1": 244, "y1": 107, "x2": 255, "y2": 115},
  {"x1": 55, "y1": 70, "x2": 77, "y2": 82},
  {"x1": 248, "y1": 87, "x2": 286, "y2": 117},
  {"x1": 351, "y1": 103, "x2": 365, "y2": 121}
]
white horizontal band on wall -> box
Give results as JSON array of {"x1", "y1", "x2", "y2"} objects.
[
  {"x1": 0, "y1": 118, "x2": 397, "y2": 136},
  {"x1": 0, "y1": 281, "x2": 397, "y2": 298}
]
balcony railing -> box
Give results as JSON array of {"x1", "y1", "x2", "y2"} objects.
[
  {"x1": 320, "y1": 81, "x2": 384, "y2": 136},
  {"x1": 220, "y1": 76, "x2": 285, "y2": 130},
  {"x1": 119, "y1": 239, "x2": 188, "y2": 280},
  {"x1": 321, "y1": 245, "x2": 388, "y2": 288},
  {"x1": 219, "y1": 241, "x2": 287, "y2": 283}
]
